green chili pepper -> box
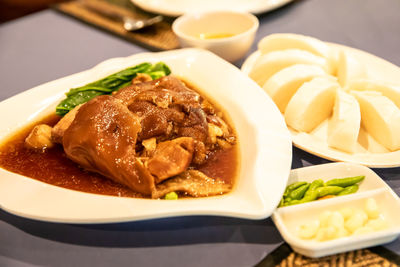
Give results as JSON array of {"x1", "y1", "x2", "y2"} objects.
[
  {"x1": 325, "y1": 175, "x2": 365, "y2": 187},
  {"x1": 279, "y1": 197, "x2": 292, "y2": 207},
  {"x1": 283, "y1": 180, "x2": 322, "y2": 206},
  {"x1": 299, "y1": 179, "x2": 324, "y2": 201},
  {"x1": 337, "y1": 184, "x2": 359, "y2": 196},
  {"x1": 279, "y1": 175, "x2": 364, "y2": 207},
  {"x1": 288, "y1": 183, "x2": 310, "y2": 200},
  {"x1": 278, "y1": 197, "x2": 285, "y2": 207},
  {"x1": 283, "y1": 181, "x2": 308, "y2": 197},
  {"x1": 301, "y1": 190, "x2": 319, "y2": 202},
  {"x1": 308, "y1": 179, "x2": 324, "y2": 191},
  {"x1": 316, "y1": 186, "x2": 344, "y2": 198}
]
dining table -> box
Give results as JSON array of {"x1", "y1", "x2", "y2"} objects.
[{"x1": 1, "y1": 0, "x2": 400, "y2": 266}]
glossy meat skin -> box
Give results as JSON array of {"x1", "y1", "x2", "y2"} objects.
[{"x1": 63, "y1": 95, "x2": 156, "y2": 195}]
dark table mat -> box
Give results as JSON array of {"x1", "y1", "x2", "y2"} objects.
[{"x1": 53, "y1": 0, "x2": 179, "y2": 51}]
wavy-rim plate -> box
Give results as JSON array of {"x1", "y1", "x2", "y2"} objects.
[
  {"x1": 242, "y1": 43, "x2": 400, "y2": 168},
  {"x1": 130, "y1": 0, "x2": 293, "y2": 17},
  {"x1": 0, "y1": 48, "x2": 292, "y2": 223}
]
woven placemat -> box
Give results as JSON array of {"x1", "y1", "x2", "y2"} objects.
[
  {"x1": 53, "y1": 0, "x2": 179, "y2": 51},
  {"x1": 256, "y1": 243, "x2": 400, "y2": 267}
]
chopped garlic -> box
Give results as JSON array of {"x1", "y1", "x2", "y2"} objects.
[
  {"x1": 297, "y1": 198, "x2": 389, "y2": 241},
  {"x1": 345, "y1": 210, "x2": 368, "y2": 233},
  {"x1": 298, "y1": 220, "x2": 320, "y2": 239},
  {"x1": 339, "y1": 207, "x2": 354, "y2": 221},
  {"x1": 366, "y1": 217, "x2": 388, "y2": 231},
  {"x1": 365, "y1": 198, "x2": 379, "y2": 219},
  {"x1": 353, "y1": 226, "x2": 374, "y2": 236},
  {"x1": 329, "y1": 211, "x2": 345, "y2": 228},
  {"x1": 318, "y1": 211, "x2": 332, "y2": 227}
]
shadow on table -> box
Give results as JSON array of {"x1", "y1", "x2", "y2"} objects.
[{"x1": 0, "y1": 210, "x2": 283, "y2": 248}]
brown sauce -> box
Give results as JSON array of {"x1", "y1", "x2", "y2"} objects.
[{"x1": 0, "y1": 115, "x2": 238, "y2": 199}]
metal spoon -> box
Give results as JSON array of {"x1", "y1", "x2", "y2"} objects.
[
  {"x1": 123, "y1": 15, "x2": 163, "y2": 31},
  {"x1": 80, "y1": 0, "x2": 163, "y2": 31}
]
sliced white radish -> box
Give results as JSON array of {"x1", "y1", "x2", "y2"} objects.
[
  {"x1": 351, "y1": 90, "x2": 400, "y2": 151},
  {"x1": 347, "y1": 79, "x2": 400, "y2": 109},
  {"x1": 328, "y1": 90, "x2": 361, "y2": 153},
  {"x1": 249, "y1": 49, "x2": 331, "y2": 87},
  {"x1": 263, "y1": 64, "x2": 328, "y2": 113},
  {"x1": 258, "y1": 33, "x2": 331, "y2": 58},
  {"x1": 337, "y1": 50, "x2": 365, "y2": 87},
  {"x1": 285, "y1": 77, "x2": 338, "y2": 132}
]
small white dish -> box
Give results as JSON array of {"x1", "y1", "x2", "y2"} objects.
[
  {"x1": 0, "y1": 48, "x2": 292, "y2": 223},
  {"x1": 272, "y1": 162, "x2": 400, "y2": 258},
  {"x1": 130, "y1": 0, "x2": 294, "y2": 17},
  {"x1": 172, "y1": 11, "x2": 259, "y2": 63},
  {"x1": 242, "y1": 43, "x2": 400, "y2": 168}
]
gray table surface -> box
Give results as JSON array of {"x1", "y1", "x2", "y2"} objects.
[{"x1": 1, "y1": 0, "x2": 400, "y2": 266}]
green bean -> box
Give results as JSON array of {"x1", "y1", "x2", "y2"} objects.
[
  {"x1": 316, "y1": 186, "x2": 343, "y2": 198},
  {"x1": 325, "y1": 175, "x2": 365, "y2": 187},
  {"x1": 337, "y1": 184, "x2": 359, "y2": 196},
  {"x1": 283, "y1": 181, "x2": 308, "y2": 197},
  {"x1": 288, "y1": 184, "x2": 310, "y2": 200}
]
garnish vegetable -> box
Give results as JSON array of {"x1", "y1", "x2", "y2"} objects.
[{"x1": 56, "y1": 62, "x2": 171, "y2": 116}]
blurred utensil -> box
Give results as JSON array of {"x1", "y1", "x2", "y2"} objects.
[
  {"x1": 123, "y1": 15, "x2": 163, "y2": 31},
  {"x1": 80, "y1": 0, "x2": 163, "y2": 31}
]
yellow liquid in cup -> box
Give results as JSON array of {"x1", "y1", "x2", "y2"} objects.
[{"x1": 198, "y1": 33, "x2": 235, "y2": 40}]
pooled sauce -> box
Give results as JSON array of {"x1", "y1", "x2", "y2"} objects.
[
  {"x1": 198, "y1": 33, "x2": 235, "y2": 40},
  {"x1": 0, "y1": 115, "x2": 143, "y2": 197}
]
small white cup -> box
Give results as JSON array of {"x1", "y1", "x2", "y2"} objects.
[{"x1": 172, "y1": 11, "x2": 259, "y2": 63}]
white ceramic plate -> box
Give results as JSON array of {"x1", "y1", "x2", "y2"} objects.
[
  {"x1": 272, "y1": 162, "x2": 400, "y2": 258},
  {"x1": 130, "y1": 0, "x2": 293, "y2": 17},
  {"x1": 242, "y1": 44, "x2": 400, "y2": 168},
  {"x1": 0, "y1": 48, "x2": 292, "y2": 223}
]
